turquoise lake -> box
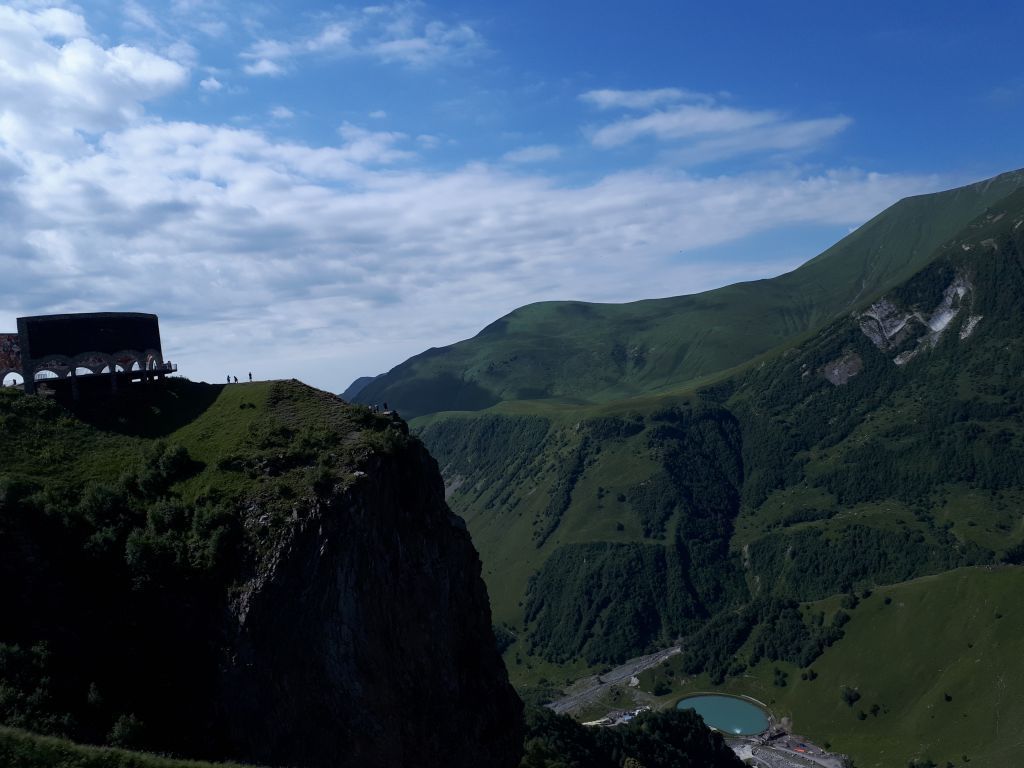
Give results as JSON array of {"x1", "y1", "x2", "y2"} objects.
[{"x1": 676, "y1": 694, "x2": 769, "y2": 735}]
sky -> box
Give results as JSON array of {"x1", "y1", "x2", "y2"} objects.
[{"x1": 1, "y1": 1, "x2": 1022, "y2": 391}]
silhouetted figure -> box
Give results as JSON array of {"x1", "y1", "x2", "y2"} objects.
[
  {"x1": 227, "y1": 375, "x2": 230, "y2": 383},
  {"x1": 248, "y1": 372, "x2": 252, "y2": 382},
  {"x1": 233, "y1": 376, "x2": 238, "y2": 384}
]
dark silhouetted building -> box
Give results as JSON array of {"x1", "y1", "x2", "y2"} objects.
[{"x1": 1, "y1": 312, "x2": 176, "y2": 395}]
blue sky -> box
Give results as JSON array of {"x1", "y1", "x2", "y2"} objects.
[{"x1": 0, "y1": 1, "x2": 1021, "y2": 390}]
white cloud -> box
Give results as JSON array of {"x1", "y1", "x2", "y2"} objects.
[
  {"x1": 369, "y1": 109, "x2": 387, "y2": 119},
  {"x1": 590, "y1": 103, "x2": 778, "y2": 147},
  {"x1": 368, "y1": 17, "x2": 482, "y2": 67},
  {"x1": 9, "y1": 6, "x2": 87, "y2": 38},
  {"x1": 502, "y1": 144, "x2": 561, "y2": 164},
  {"x1": 165, "y1": 39, "x2": 198, "y2": 67},
  {"x1": 579, "y1": 87, "x2": 708, "y2": 110},
  {"x1": 169, "y1": 0, "x2": 230, "y2": 36},
  {"x1": 199, "y1": 76, "x2": 222, "y2": 92},
  {"x1": 669, "y1": 116, "x2": 853, "y2": 164},
  {"x1": 270, "y1": 106, "x2": 294, "y2": 120},
  {"x1": 243, "y1": 58, "x2": 284, "y2": 76},
  {"x1": 123, "y1": 0, "x2": 161, "y2": 33},
  {"x1": 336, "y1": 122, "x2": 412, "y2": 164},
  {"x1": 240, "y1": 2, "x2": 482, "y2": 75},
  {"x1": 584, "y1": 88, "x2": 851, "y2": 163},
  {"x1": 246, "y1": 21, "x2": 353, "y2": 66},
  {"x1": 196, "y1": 19, "x2": 227, "y2": 37},
  {"x1": 0, "y1": 6, "x2": 187, "y2": 152}
]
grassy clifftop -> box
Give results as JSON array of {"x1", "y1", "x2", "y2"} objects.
[{"x1": 1, "y1": 378, "x2": 395, "y2": 510}]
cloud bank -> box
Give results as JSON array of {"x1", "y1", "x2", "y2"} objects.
[
  {"x1": 0, "y1": 6, "x2": 941, "y2": 389},
  {"x1": 241, "y1": 2, "x2": 484, "y2": 75}
]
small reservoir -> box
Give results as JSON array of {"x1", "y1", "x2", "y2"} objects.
[{"x1": 676, "y1": 694, "x2": 770, "y2": 736}]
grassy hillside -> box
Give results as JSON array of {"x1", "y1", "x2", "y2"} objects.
[
  {"x1": 360, "y1": 169, "x2": 1024, "y2": 418},
  {"x1": 415, "y1": 181, "x2": 1024, "y2": 698},
  {"x1": 637, "y1": 566, "x2": 1024, "y2": 768}
]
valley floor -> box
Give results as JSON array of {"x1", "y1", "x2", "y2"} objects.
[
  {"x1": 547, "y1": 646, "x2": 681, "y2": 714},
  {"x1": 741, "y1": 743, "x2": 843, "y2": 768},
  {"x1": 536, "y1": 566, "x2": 1024, "y2": 768}
]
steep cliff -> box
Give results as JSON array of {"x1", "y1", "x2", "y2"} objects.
[
  {"x1": 220, "y1": 435, "x2": 523, "y2": 768},
  {"x1": 0, "y1": 379, "x2": 522, "y2": 768}
]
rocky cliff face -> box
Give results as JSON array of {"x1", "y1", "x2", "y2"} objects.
[
  {"x1": 856, "y1": 269, "x2": 976, "y2": 366},
  {"x1": 219, "y1": 434, "x2": 523, "y2": 768}
]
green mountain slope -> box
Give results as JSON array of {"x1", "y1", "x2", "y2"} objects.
[
  {"x1": 416, "y1": 179, "x2": 1024, "y2": 707},
  {"x1": 358, "y1": 169, "x2": 1024, "y2": 418},
  {"x1": 639, "y1": 566, "x2": 1024, "y2": 768}
]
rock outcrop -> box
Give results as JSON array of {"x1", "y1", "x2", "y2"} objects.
[
  {"x1": 857, "y1": 270, "x2": 976, "y2": 366},
  {"x1": 821, "y1": 351, "x2": 864, "y2": 386},
  {"x1": 219, "y1": 436, "x2": 523, "y2": 768}
]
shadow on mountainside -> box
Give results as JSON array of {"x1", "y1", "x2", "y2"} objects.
[{"x1": 62, "y1": 378, "x2": 224, "y2": 437}]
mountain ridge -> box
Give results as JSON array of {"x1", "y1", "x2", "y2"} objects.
[
  {"x1": 355, "y1": 168, "x2": 1024, "y2": 418},
  {"x1": 406, "y1": 176, "x2": 1024, "y2": 768}
]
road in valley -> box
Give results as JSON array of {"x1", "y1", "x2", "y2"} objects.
[{"x1": 546, "y1": 646, "x2": 681, "y2": 714}]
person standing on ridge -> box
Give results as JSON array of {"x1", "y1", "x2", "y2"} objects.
[{"x1": 248, "y1": 372, "x2": 252, "y2": 382}]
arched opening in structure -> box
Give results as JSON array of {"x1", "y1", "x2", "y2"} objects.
[
  {"x1": 34, "y1": 369, "x2": 62, "y2": 381},
  {"x1": 74, "y1": 367, "x2": 93, "y2": 376},
  {"x1": 3, "y1": 372, "x2": 24, "y2": 387}
]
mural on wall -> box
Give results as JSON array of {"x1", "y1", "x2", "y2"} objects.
[{"x1": 0, "y1": 334, "x2": 22, "y2": 371}]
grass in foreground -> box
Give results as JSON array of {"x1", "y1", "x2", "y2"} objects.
[{"x1": 0, "y1": 727, "x2": 262, "y2": 768}]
